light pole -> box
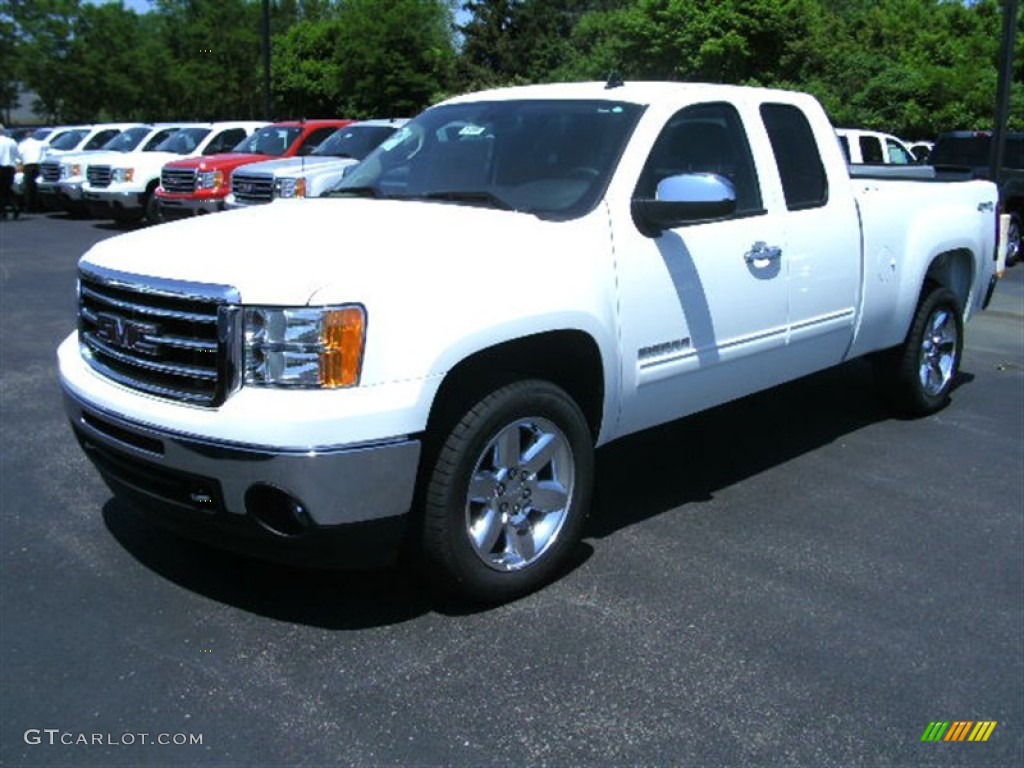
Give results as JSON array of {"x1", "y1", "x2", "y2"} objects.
[
  {"x1": 990, "y1": 0, "x2": 1019, "y2": 178},
  {"x1": 262, "y1": 0, "x2": 271, "y2": 120}
]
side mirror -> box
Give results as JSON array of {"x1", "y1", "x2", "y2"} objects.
[{"x1": 632, "y1": 173, "x2": 737, "y2": 236}]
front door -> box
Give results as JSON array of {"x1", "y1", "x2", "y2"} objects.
[{"x1": 614, "y1": 101, "x2": 790, "y2": 436}]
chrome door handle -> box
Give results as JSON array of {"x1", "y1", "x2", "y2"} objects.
[{"x1": 745, "y1": 241, "x2": 782, "y2": 264}]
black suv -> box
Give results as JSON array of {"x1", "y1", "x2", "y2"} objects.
[{"x1": 929, "y1": 131, "x2": 1022, "y2": 266}]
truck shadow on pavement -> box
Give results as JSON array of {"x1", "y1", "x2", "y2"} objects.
[
  {"x1": 101, "y1": 357, "x2": 974, "y2": 627},
  {"x1": 586, "y1": 358, "x2": 972, "y2": 539},
  {"x1": 102, "y1": 501, "x2": 434, "y2": 628}
]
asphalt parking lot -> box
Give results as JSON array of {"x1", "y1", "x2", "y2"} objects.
[{"x1": 1, "y1": 210, "x2": 1022, "y2": 767}]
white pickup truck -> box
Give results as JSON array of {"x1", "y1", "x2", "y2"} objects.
[
  {"x1": 81, "y1": 121, "x2": 266, "y2": 223},
  {"x1": 225, "y1": 119, "x2": 406, "y2": 209},
  {"x1": 58, "y1": 81, "x2": 1000, "y2": 603}
]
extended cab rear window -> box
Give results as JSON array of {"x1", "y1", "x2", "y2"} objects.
[{"x1": 760, "y1": 103, "x2": 828, "y2": 211}]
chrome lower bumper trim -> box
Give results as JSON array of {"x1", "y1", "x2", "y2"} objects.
[{"x1": 63, "y1": 387, "x2": 421, "y2": 527}]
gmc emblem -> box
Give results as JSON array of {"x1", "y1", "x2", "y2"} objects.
[{"x1": 95, "y1": 313, "x2": 159, "y2": 356}]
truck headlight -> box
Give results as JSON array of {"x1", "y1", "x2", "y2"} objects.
[
  {"x1": 197, "y1": 169, "x2": 224, "y2": 190},
  {"x1": 274, "y1": 177, "x2": 306, "y2": 199},
  {"x1": 113, "y1": 168, "x2": 134, "y2": 182},
  {"x1": 243, "y1": 305, "x2": 365, "y2": 388}
]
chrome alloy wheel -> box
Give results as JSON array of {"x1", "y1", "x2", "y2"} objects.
[
  {"x1": 465, "y1": 417, "x2": 575, "y2": 572},
  {"x1": 917, "y1": 306, "x2": 959, "y2": 396}
]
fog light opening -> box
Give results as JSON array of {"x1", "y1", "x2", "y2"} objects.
[{"x1": 245, "y1": 484, "x2": 312, "y2": 537}]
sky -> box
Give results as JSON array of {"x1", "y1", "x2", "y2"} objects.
[
  {"x1": 94, "y1": 0, "x2": 153, "y2": 10},
  {"x1": 85, "y1": 0, "x2": 154, "y2": 12}
]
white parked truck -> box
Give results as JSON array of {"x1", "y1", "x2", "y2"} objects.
[
  {"x1": 59, "y1": 81, "x2": 1000, "y2": 603},
  {"x1": 836, "y1": 127, "x2": 916, "y2": 165},
  {"x1": 57, "y1": 124, "x2": 182, "y2": 215},
  {"x1": 36, "y1": 123, "x2": 138, "y2": 209},
  {"x1": 81, "y1": 121, "x2": 266, "y2": 223},
  {"x1": 225, "y1": 119, "x2": 407, "y2": 208}
]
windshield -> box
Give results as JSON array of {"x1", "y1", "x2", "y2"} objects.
[
  {"x1": 313, "y1": 125, "x2": 399, "y2": 160},
  {"x1": 232, "y1": 126, "x2": 302, "y2": 156},
  {"x1": 49, "y1": 129, "x2": 89, "y2": 150},
  {"x1": 156, "y1": 127, "x2": 211, "y2": 154},
  {"x1": 103, "y1": 126, "x2": 150, "y2": 153},
  {"x1": 332, "y1": 100, "x2": 643, "y2": 219},
  {"x1": 142, "y1": 127, "x2": 180, "y2": 151}
]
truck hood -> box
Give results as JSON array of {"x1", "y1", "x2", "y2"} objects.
[
  {"x1": 232, "y1": 156, "x2": 352, "y2": 178},
  {"x1": 104, "y1": 150, "x2": 190, "y2": 172},
  {"x1": 164, "y1": 153, "x2": 275, "y2": 172},
  {"x1": 49, "y1": 149, "x2": 106, "y2": 164},
  {"x1": 80, "y1": 148, "x2": 173, "y2": 167},
  {"x1": 80, "y1": 198, "x2": 606, "y2": 307}
]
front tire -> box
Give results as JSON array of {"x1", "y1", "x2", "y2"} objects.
[
  {"x1": 143, "y1": 186, "x2": 163, "y2": 226},
  {"x1": 881, "y1": 286, "x2": 963, "y2": 416},
  {"x1": 422, "y1": 380, "x2": 594, "y2": 604}
]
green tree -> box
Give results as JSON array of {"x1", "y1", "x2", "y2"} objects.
[
  {"x1": 803, "y1": 0, "x2": 1011, "y2": 137},
  {"x1": 154, "y1": 0, "x2": 263, "y2": 119},
  {"x1": 333, "y1": 0, "x2": 456, "y2": 117},
  {"x1": 4, "y1": 0, "x2": 81, "y2": 122},
  {"x1": 272, "y1": 17, "x2": 345, "y2": 117},
  {"x1": 456, "y1": 0, "x2": 623, "y2": 89},
  {"x1": 60, "y1": 1, "x2": 148, "y2": 121},
  {"x1": 0, "y1": 9, "x2": 20, "y2": 125}
]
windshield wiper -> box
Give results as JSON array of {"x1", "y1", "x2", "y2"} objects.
[
  {"x1": 417, "y1": 190, "x2": 515, "y2": 211},
  {"x1": 324, "y1": 185, "x2": 380, "y2": 199}
]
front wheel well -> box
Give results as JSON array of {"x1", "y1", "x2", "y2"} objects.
[{"x1": 425, "y1": 330, "x2": 605, "y2": 447}]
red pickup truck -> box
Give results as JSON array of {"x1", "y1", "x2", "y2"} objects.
[{"x1": 155, "y1": 119, "x2": 352, "y2": 219}]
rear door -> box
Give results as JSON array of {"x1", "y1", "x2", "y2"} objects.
[{"x1": 760, "y1": 102, "x2": 861, "y2": 370}]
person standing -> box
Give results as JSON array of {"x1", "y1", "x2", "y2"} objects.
[
  {"x1": 0, "y1": 128, "x2": 22, "y2": 219},
  {"x1": 18, "y1": 129, "x2": 45, "y2": 213}
]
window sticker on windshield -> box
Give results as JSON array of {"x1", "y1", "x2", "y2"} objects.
[
  {"x1": 458, "y1": 124, "x2": 487, "y2": 137},
  {"x1": 381, "y1": 127, "x2": 412, "y2": 151}
]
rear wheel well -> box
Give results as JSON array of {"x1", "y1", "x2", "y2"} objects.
[{"x1": 923, "y1": 249, "x2": 973, "y2": 314}]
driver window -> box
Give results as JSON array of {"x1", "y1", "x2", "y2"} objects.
[{"x1": 636, "y1": 102, "x2": 762, "y2": 216}]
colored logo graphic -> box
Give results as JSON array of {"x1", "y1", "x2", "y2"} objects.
[{"x1": 921, "y1": 721, "x2": 997, "y2": 742}]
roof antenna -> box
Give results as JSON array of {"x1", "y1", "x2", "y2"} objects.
[{"x1": 605, "y1": 72, "x2": 624, "y2": 90}]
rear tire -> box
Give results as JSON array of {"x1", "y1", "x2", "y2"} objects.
[
  {"x1": 1006, "y1": 213, "x2": 1021, "y2": 267},
  {"x1": 878, "y1": 286, "x2": 963, "y2": 416},
  {"x1": 421, "y1": 380, "x2": 593, "y2": 604}
]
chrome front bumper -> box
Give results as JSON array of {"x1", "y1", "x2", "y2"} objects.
[{"x1": 64, "y1": 387, "x2": 419, "y2": 532}]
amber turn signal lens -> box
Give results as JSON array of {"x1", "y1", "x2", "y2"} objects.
[{"x1": 319, "y1": 307, "x2": 365, "y2": 387}]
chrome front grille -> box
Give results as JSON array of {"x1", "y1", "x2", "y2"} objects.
[
  {"x1": 78, "y1": 266, "x2": 241, "y2": 407},
  {"x1": 40, "y1": 161, "x2": 61, "y2": 182},
  {"x1": 87, "y1": 165, "x2": 112, "y2": 188},
  {"x1": 231, "y1": 172, "x2": 274, "y2": 205},
  {"x1": 161, "y1": 167, "x2": 197, "y2": 193}
]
